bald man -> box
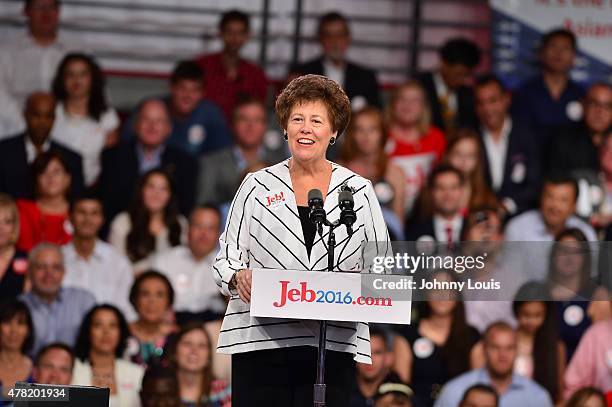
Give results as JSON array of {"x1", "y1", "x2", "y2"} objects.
[
  {"x1": 548, "y1": 82, "x2": 612, "y2": 175},
  {"x1": 99, "y1": 98, "x2": 197, "y2": 223},
  {"x1": 0, "y1": 91, "x2": 84, "y2": 199}
]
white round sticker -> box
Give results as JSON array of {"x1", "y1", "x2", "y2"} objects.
[
  {"x1": 606, "y1": 349, "x2": 612, "y2": 369},
  {"x1": 566, "y1": 101, "x2": 583, "y2": 121},
  {"x1": 63, "y1": 219, "x2": 74, "y2": 235},
  {"x1": 126, "y1": 336, "x2": 140, "y2": 356},
  {"x1": 413, "y1": 337, "x2": 435, "y2": 359},
  {"x1": 176, "y1": 273, "x2": 190, "y2": 293},
  {"x1": 264, "y1": 129, "x2": 282, "y2": 150},
  {"x1": 564, "y1": 304, "x2": 584, "y2": 326},
  {"x1": 590, "y1": 185, "x2": 603, "y2": 205},
  {"x1": 188, "y1": 124, "x2": 206, "y2": 145},
  {"x1": 416, "y1": 235, "x2": 436, "y2": 255},
  {"x1": 514, "y1": 355, "x2": 532, "y2": 377},
  {"x1": 511, "y1": 162, "x2": 526, "y2": 184},
  {"x1": 385, "y1": 138, "x2": 396, "y2": 154},
  {"x1": 351, "y1": 96, "x2": 368, "y2": 112},
  {"x1": 374, "y1": 181, "x2": 394, "y2": 205}
]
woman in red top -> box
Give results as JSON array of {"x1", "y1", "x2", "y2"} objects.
[
  {"x1": 385, "y1": 80, "x2": 446, "y2": 215},
  {"x1": 16, "y1": 151, "x2": 73, "y2": 252}
]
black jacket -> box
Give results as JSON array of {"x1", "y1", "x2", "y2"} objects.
[
  {"x1": 0, "y1": 134, "x2": 84, "y2": 199},
  {"x1": 404, "y1": 217, "x2": 466, "y2": 243},
  {"x1": 547, "y1": 121, "x2": 601, "y2": 176},
  {"x1": 99, "y1": 141, "x2": 197, "y2": 223},
  {"x1": 478, "y1": 120, "x2": 541, "y2": 214},
  {"x1": 290, "y1": 56, "x2": 381, "y2": 108},
  {"x1": 417, "y1": 71, "x2": 477, "y2": 133}
]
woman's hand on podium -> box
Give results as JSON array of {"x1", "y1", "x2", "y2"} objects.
[{"x1": 236, "y1": 268, "x2": 253, "y2": 303}]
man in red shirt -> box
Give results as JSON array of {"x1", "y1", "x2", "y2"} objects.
[{"x1": 195, "y1": 10, "x2": 267, "y2": 122}]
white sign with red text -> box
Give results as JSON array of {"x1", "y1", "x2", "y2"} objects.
[{"x1": 250, "y1": 268, "x2": 412, "y2": 324}]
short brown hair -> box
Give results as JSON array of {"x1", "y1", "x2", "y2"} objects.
[
  {"x1": 275, "y1": 74, "x2": 351, "y2": 136},
  {"x1": 30, "y1": 151, "x2": 72, "y2": 200},
  {"x1": 483, "y1": 320, "x2": 515, "y2": 344}
]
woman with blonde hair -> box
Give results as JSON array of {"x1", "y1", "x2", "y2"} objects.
[
  {"x1": 0, "y1": 194, "x2": 28, "y2": 299},
  {"x1": 339, "y1": 106, "x2": 406, "y2": 223},
  {"x1": 385, "y1": 80, "x2": 446, "y2": 215}
]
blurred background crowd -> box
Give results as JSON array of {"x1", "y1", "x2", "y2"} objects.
[{"x1": 0, "y1": 1, "x2": 610, "y2": 406}]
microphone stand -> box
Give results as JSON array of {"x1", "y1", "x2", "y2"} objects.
[
  {"x1": 313, "y1": 217, "x2": 340, "y2": 407},
  {"x1": 310, "y1": 186, "x2": 356, "y2": 407}
]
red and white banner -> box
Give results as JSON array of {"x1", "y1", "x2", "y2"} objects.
[{"x1": 250, "y1": 268, "x2": 412, "y2": 324}]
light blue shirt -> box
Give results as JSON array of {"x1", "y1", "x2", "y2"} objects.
[
  {"x1": 20, "y1": 287, "x2": 96, "y2": 357},
  {"x1": 434, "y1": 368, "x2": 552, "y2": 407},
  {"x1": 135, "y1": 143, "x2": 165, "y2": 174},
  {"x1": 503, "y1": 209, "x2": 598, "y2": 281}
]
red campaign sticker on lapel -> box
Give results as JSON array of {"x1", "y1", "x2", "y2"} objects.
[{"x1": 12, "y1": 258, "x2": 28, "y2": 275}]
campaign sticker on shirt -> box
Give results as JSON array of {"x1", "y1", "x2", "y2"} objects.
[
  {"x1": 590, "y1": 185, "x2": 603, "y2": 206},
  {"x1": 514, "y1": 355, "x2": 531, "y2": 377},
  {"x1": 511, "y1": 162, "x2": 526, "y2": 184},
  {"x1": 188, "y1": 124, "x2": 206, "y2": 145},
  {"x1": 564, "y1": 305, "x2": 584, "y2": 326},
  {"x1": 263, "y1": 190, "x2": 286, "y2": 211},
  {"x1": 384, "y1": 138, "x2": 396, "y2": 154},
  {"x1": 126, "y1": 337, "x2": 140, "y2": 357},
  {"x1": 566, "y1": 101, "x2": 583, "y2": 121},
  {"x1": 413, "y1": 337, "x2": 434, "y2": 359},
  {"x1": 176, "y1": 273, "x2": 191, "y2": 293},
  {"x1": 374, "y1": 181, "x2": 394, "y2": 205},
  {"x1": 416, "y1": 235, "x2": 436, "y2": 255},
  {"x1": 12, "y1": 258, "x2": 28, "y2": 275},
  {"x1": 351, "y1": 96, "x2": 368, "y2": 112},
  {"x1": 63, "y1": 219, "x2": 74, "y2": 235},
  {"x1": 606, "y1": 349, "x2": 612, "y2": 369},
  {"x1": 264, "y1": 129, "x2": 282, "y2": 150}
]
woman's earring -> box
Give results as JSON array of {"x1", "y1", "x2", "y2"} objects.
[
  {"x1": 283, "y1": 130, "x2": 288, "y2": 141},
  {"x1": 329, "y1": 137, "x2": 336, "y2": 145}
]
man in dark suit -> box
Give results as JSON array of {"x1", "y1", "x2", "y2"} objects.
[
  {"x1": 474, "y1": 75, "x2": 541, "y2": 216},
  {"x1": 418, "y1": 38, "x2": 481, "y2": 133},
  {"x1": 405, "y1": 164, "x2": 466, "y2": 248},
  {"x1": 548, "y1": 82, "x2": 612, "y2": 176},
  {"x1": 0, "y1": 92, "x2": 84, "y2": 199},
  {"x1": 289, "y1": 11, "x2": 381, "y2": 110},
  {"x1": 99, "y1": 99, "x2": 197, "y2": 223}
]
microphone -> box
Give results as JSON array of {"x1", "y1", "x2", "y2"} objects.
[
  {"x1": 338, "y1": 185, "x2": 356, "y2": 236},
  {"x1": 308, "y1": 189, "x2": 326, "y2": 236}
]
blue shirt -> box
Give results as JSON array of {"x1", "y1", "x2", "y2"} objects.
[
  {"x1": 434, "y1": 368, "x2": 552, "y2": 407},
  {"x1": 512, "y1": 75, "x2": 584, "y2": 143},
  {"x1": 20, "y1": 287, "x2": 96, "y2": 357},
  {"x1": 135, "y1": 143, "x2": 164, "y2": 174},
  {"x1": 121, "y1": 97, "x2": 232, "y2": 157}
]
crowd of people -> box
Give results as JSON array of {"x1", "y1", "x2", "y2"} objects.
[{"x1": 0, "y1": 1, "x2": 610, "y2": 406}]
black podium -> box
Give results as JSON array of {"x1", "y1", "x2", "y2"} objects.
[{"x1": 12, "y1": 382, "x2": 110, "y2": 407}]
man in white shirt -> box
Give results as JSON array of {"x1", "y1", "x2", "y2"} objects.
[
  {"x1": 61, "y1": 194, "x2": 136, "y2": 321},
  {"x1": 504, "y1": 175, "x2": 598, "y2": 279},
  {"x1": 0, "y1": 0, "x2": 72, "y2": 138},
  {"x1": 151, "y1": 204, "x2": 226, "y2": 324}
]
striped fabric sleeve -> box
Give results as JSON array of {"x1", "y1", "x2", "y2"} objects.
[
  {"x1": 213, "y1": 173, "x2": 256, "y2": 296},
  {"x1": 362, "y1": 179, "x2": 392, "y2": 273}
]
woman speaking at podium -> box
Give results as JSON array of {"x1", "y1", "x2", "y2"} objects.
[{"x1": 213, "y1": 74, "x2": 390, "y2": 407}]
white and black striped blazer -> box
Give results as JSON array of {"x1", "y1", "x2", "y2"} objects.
[{"x1": 213, "y1": 159, "x2": 391, "y2": 363}]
